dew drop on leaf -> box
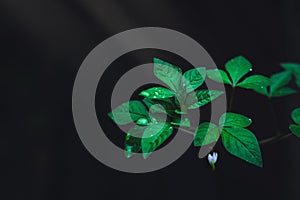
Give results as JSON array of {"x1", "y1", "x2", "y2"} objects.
[
  {"x1": 140, "y1": 91, "x2": 150, "y2": 97},
  {"x1": 136, "y1": 118, "x2": 149, "y2": 125},
  {"x1": 124, "y1": 146, "x2": 133, "y2": 158}
]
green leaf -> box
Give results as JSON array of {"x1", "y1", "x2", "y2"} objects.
[
  {"x1": 207, "y1": 69, "x2": 232, "y2": 85},
  {"x1": 225, "y1": 56, "x2": 252, "y2": 85},
  {"x1": 281, "y1": 63, "x2": 300, "y2": 74},
  {"x1": 186, "y1": 90, "x2": 224, "y2": 109},
  {"x1": 221, "y1": 127, "x2": 263, "y2": 167},
  {"x1": 237, "y1": 75, "x2": 271, "y2": 89},
  {"x1": 296, "y1": 77, "x2": 300, "y2": 88},
  {"x1": 139, "y1": 87, "x2": 175, "y2": 99},
  {"x1": 271, "y1": 87, "x2": 297, "y2": 97},
  {"x1": 124, "y1": 125, "x2": 145, "y2": 158},
  {"x1": 219, "y1": 112, "x2": 252, "y2": 128},
  {"x1": 270, "y1": 71, "x2": 292, "y2": 95},
  {"x1": 142, "y1": 123, "x2": 173, "y2": 159},
  {"x1": 290, "y1": 124, "x2": 300, "y2": 138},
  {"x1": 182, "y1": 67, "x2": 206, "y2": 93},
  {"x1": 253, "y1": 71, "x2": 296, "y2": 97},
  {"x1": 143, "y1": 98, "x2": 176, "y2": 114},
  {"x1": 135, "y1": 118, "x2": 149, "y2": 126},
  {"x1": 108, "y1": 101, "x2": 149, "y2": 125},
  {"x1": 174, "y1": 108, "x2": 188, "y2": 115},
  {"x1": 253, "y1": 86, "x2": 269, "y2": 96},
  {"x1": 194, "y1": 122, "x2": 220, "y2": 146},
  {"x1": 281, "y1": 63, "x2": 300, "y2": 88},
  {"x1": 154, "y1": 58, "x2": 182, "y2": 91},
  {"x1": 170, "y1": 117, "x2": 191, "y2": 127},
  {"x1": 291, "y1": 108, "x2": 300, "y2": 124}
]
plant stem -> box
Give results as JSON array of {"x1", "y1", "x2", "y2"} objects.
[
  {"x1": 228, "y1": 86, "x2": 236, "y2": 112},
  {"x1": 211, "y1": 162, "x2": 216, "y2": 171},
  {"x1": 174, "y1": 126, "x2": 195, "y2": 135},
  {"x1": 175, "y1": 125, "x2": 293, "y2": 146},
  {"x1": 267, "y1": 98, "x2": 280, "y2": 135},
  {"x1": 259, "y1": 133, "x2": 293, "y2": 145}
]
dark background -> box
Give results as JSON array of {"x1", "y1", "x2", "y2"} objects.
[{"x1": 2, "y1": 0, "x2": 300, "y2": 199}]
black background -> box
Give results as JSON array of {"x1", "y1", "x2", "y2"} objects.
[{"x1": 2, "y1": 0, "x2": 300, "y2": 199}]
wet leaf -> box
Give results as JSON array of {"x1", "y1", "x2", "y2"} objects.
[
  {"x1": 139, "y1": 87, "x2": 175, "y2": 99},
  {"x1": 225, "y1": 56, "x2": 252, "y2": 85},
  {"x1": 108, "y1": 101, "x2": 149, "y2": 125},
  {"x1": 124, "y1": 126, "x2": 145, "y2": 158},
  {"x1": 219, "y1": 112, "x2": 252, "y2": 128},
  {"x1": 142, "y1": 123, "x2": 173, "y2": 159},
  {"x1": 237, "y1": 75, "x2": 271, "y2": 89},
  {"x1": 221, "y1": 127, "x2": 263, "y2": 167},
  {"x1": 186, "y1": 90, "x2": 224, "y2": 109}
]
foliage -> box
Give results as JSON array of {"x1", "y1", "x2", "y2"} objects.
[
  {"x1": 195, "y1": 112, "x2": 262, "y2": 167},
  {"x1": 290, "y1": 108, "x2": 300, "y2": 138},
  {"x1": 108, "y1": 56, "x2": 300, "y2": 169}
]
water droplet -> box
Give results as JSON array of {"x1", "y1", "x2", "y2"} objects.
[
  {"x1": 140, "y1": 91, "x2": 150, "y2": 97},
  {"x1": 125, "y1": 146, "x2": 133, "y2": 158},
  {"x1": 126, "y1": 146, "x2": 132, "y2": 152},
  {"x1": 249, "y1": 68, "x2": 253, "y2": 72},
  {"x1": 136, "y1": 118, "x2": 148, "y2": 125},
  {"x1": 151, "y1": 117, "x2": 157, "y2": 123},
  {"x1": 154, "y1": 91, "x2": 159, "y2": 95}
]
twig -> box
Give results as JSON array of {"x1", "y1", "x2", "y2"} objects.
[
  {"x1": 175, "y1": 125, "x2": 293, "y2": 146},
  {"x1": 228, "y1": 86, "x2": 236, "y2": 112},
  {"x1": 267, "y1": 98, "x2": 280, "y2": 135},
  {"x1": 174, "y1": 126, "x2": 195, "y2": 135},
  {"x1": 259, "y1": 133, "x2": 293, "y2": 145}
]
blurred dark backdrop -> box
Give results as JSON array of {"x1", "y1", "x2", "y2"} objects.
[{"x1": 1, "y1": 0, "x2": 300, "y2": 200}]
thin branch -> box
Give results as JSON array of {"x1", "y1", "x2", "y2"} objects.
[
  {"x1": 259, "y1": 133, "x2": 293, "y2": 145},
  {"x1": 175, "y1": 125, "x2": 293, "y2": 146},
  {"x1": 228, "y1": 86, "x2": 236, "y2": 112},
  {"x1": 267, "y1": 98, "x2": 280, "y2": 135},
  {"x1": 174, "y1": 126, "x2": 195, "y2": 135}
]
